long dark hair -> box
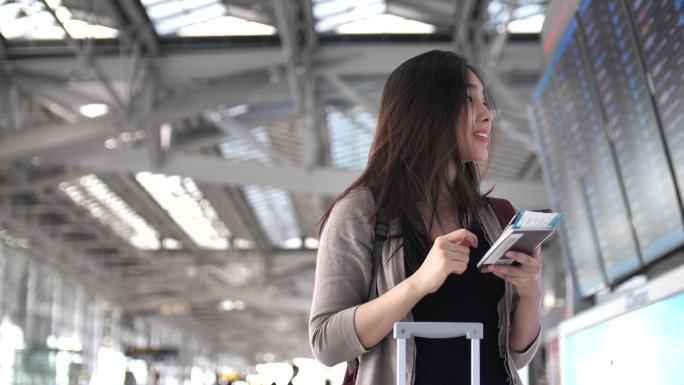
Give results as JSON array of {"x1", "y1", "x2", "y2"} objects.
[{"x1": 320, "y1": 50, "x2": 497, "y2": 237}]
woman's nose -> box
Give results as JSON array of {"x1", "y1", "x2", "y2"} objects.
[{"x1": 478, "y1": 102, "x2": 492, "y2": 122}]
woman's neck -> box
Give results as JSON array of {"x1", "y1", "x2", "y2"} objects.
[{"x1": 417, "y1": 198, "x2": 462, "y2": 237}]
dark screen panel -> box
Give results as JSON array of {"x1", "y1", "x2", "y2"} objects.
[
  {"x1": 552, "y1": 19, "x2": 641, "y2": 282},
  {"x1": 579, "y1": 0, "x2": 684, "y2": 265},
  {"x1": 531, "y1": 67, "x2": 607, "y2": 296},
  {"x1": 627, "y1": 0, "x2": 684, "y2": 252}
]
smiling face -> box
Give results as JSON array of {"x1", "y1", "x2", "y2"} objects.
[{"x1": 457, "y1": 70, "x2": 493, "y2": 163}]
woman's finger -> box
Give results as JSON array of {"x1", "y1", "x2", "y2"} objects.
[
  {"x1": 489, "y1": 265, "x2": 527, "y2": 278},
  {"x1": 442, "y1": 242, "x2": 470, "y2": 255},
  {"x1": 504, "y1": 251, "x2": 534, "y2": 265},
  {"x1": 450, "y1": 260, "x2": 468, "y2": 274},
  {"x1": 490, "y1": 269, "x2": 517, "y2": 282}
]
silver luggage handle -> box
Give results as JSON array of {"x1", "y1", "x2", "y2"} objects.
[{"x1": 394, "y1": 322, "x2": 483, "y2": 385}]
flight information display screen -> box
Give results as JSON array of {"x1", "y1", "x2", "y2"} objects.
[
  {"x1": 531, "y1": 67, "x2": 607, "y2": 296},
  {"x1": 562, "y1": 289, "x2": 684, "y2": 385},
  {"x1": 552, "y1": 19, "x2": 640, "y2": 283},
  {"x1": 579, "y1": 0, "x2": 684, "y2": 265},
  {"x1": 626, "y1": 0, "x2": 684, "y2": 256}
]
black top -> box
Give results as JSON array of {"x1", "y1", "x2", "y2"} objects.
[{"x1": 402, "y1": 219, "x2": 510, "y2": 385}]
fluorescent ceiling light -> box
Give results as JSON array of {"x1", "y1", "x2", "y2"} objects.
[
  {"x1": 233, "y1": 238, "x2": 255, "y2": 250},
  {"x1": 226, "y1": 104, "x2": 249, "y2": 116},
  {"x1": 159, "y1": 123, "x2": 173, "y2": 150},
  {"x1": 162, "y1": 237, "x2": 183, "y2": 250},
  {"x1": 335, "y1": 13, "x2": 435, "y2": 34},
  {"x1": 135, "y1": 172, "x2": 231, "y2": 250},
  {"x1": 79, "y1": 103, "x2": 109, "y2": 118},
  {"x1": 281, "y1": 237, "x2": 303, "y2": 249},
  {"x1": 304, "y1": 237, "x2": 319, "y2": 249},
  {"x1": 59, "y1": 175, "x2": 161, "y2": 250},
  {"x1": 159, "y1": 303, "x2": 189, "y2": 316},
  {"x1": 219, "y1": 300, "x2": 245, "y2": 311},
  {"x1": 507, "y1": 14, "x2": 544, "y2": 34}
]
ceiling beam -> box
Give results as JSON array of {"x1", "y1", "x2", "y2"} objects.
[
  {"x1": 0, "y1": 72, "x2": 286, "y2": 163},
  {"x1": 387, "y1": 0, "x2": 455, "y2": 27},
  {"x1": 115, "y1": 0, "x2": 160, "y2": 56},
  {"x1": 0, "y1": 117, "x2": 115, "y2": 163},
  {"x1": 0, "y1": 71, "x2": 15, "y2": 131},
  {"x1": 50, "y1": 147, "x2": 359, "y2": 195},
  {"x1": 41, "y1": 146, "x2": 549, "y2": 207},
  {"x1": 121, "y1": 283, "x2": 311, "y2": 315},
  {"x1": 8, "y1": 42, "x2": 540, "y2": 82},
  {"x1": 0, "y1": 33, "x2": 7, "y2": 60},
  {"x1": 300, "y1": 0, "x2": 318, "y2": 50},
  {"x1": 452, "y1": 0, "x2": 475, "y2": 56},
  {"x1": 37, "y1": 0, "x2": 124, "y2": 110},
  {"x1": 0, "y1": 207, "x2": 125, "y2": 300},
  {"x1": 206, "y1": 112, "x2": 291, "y2": 165},
  {"x1": 322, "y1": 73, "x2": 377, "y2": 116},
  {"x1": 13, "y1": 70, "x2": 111, "y2": 106},
  {"x1": 11, "y1": 48, "x2": 284, "y2": 83},
  {"x1": 499, "y1": 119, "x2": 535, "y2": 151},
  {"x1": 271, "y1": 0, "x2": 303, "y2": 112}
]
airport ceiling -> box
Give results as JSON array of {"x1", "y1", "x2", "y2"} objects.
[{"x1": 0, "y1": 0, "x2": 550, "y2": 368}]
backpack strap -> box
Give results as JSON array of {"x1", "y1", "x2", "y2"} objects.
[
  {"x1": 367, "y1": 208, "x2": 389, "y2": 301},
  {"x1": 345, "y1": 209, "x2": 390, "y2": 376},
  {"x1": 485, "y1": 197, "x2": 516, "y2": 229}
]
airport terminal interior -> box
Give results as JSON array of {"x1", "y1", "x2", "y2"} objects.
[{"x1": 1, "y1": 0, "x2": 684, "y2": 384}]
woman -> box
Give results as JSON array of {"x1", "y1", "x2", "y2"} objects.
[{"x1": 309, "y1": 50, "x2": 542, "y2": 385}]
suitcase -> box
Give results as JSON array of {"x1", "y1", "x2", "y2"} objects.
[{"x1": 393, "y1": 322, "x2": 483, "y2": 385}]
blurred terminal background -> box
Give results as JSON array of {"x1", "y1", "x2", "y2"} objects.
[{"x1": 1, "y1": 0, "x2": 684, "y2": 384}]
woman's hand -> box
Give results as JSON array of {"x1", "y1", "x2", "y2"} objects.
[
  {"x1": 409, "y1": 229, "x2": 478, "y2": 297},
  {"x1": 488, "y1": 246, "x2": 542, "y2": 298}
]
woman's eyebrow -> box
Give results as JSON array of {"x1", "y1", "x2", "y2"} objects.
[{"x1": 466, "y1": 83, "x2": 486, "y2": 96}]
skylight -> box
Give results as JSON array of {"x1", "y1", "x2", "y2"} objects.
[
  {"x1": 336, "y1": 13, "x2": 435, "y2": 34},
  {"x1": 327, "y1": 106, "x2": 375, "y2": 170},
  {"x1": 140, "y1": 0, "x2": 276, "y2": 37},
  {"x1": 312, "y1": 0, "x2": 435, "y2": 34},
  {"x1": 216, "y1": 121, "x2": 303, "y2": 248},
  {"x1": 177, "y1": 16, "x2": 276, "y2": 37},
  {"x1": 217, "y1": 126, "x2": 272, "y2": 164},
  {"x1": 0, "y1": 0, "x2": 118, "y2": 40},
  {"x1": 135, "y1": 172, "x2": 231, "y2": 250},
  {"x1": 487, "y1": 0, "x2": 546, "y2": 34},
  {"x1": 242, "y1": 185, "x2": 302, "y2": 248},
  {"x1": 507, "y1": 13, "x2": 544, "y2": 34},
  {"x1": 59, "y1": 175, "x2": 161, "y2": 250}
]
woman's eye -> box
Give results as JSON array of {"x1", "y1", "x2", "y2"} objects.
[{"x1": 466, "y1": 96, "x2": 474, "y2": 102}]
